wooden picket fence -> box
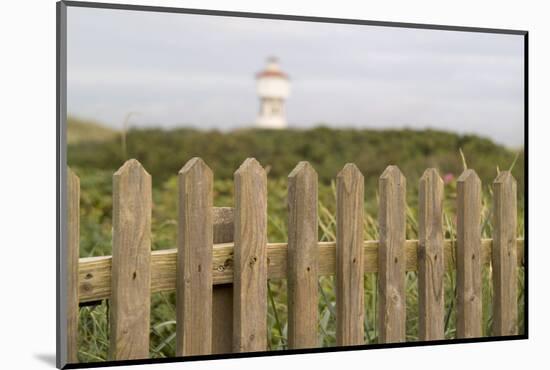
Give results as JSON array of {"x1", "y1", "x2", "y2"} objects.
[{"x1": 65, "y1": 157, "x2": 524, "y2": 363}]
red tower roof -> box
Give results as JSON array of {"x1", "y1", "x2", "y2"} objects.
[
  {"x1": 256, "y1": 70, "x2": 289, "y2": 79},
  {"x1": 256, "y1": 57, "x2": 289, "y2": 80}
]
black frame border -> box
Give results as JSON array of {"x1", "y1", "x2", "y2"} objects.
[{"x1": 56, "y1": 1, "x2": 529, "y2": 369}]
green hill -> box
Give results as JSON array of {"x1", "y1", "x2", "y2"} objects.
[
  {"x1": 67, "y1": 124, "x2": 524, "y2": 199},
  {"x1": 67, "y1": 116, "x2": 119, "y2": 144}
]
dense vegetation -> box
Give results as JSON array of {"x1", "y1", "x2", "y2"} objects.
[
  {"x1": 68, "y1": 118, "x2": 525, "y2": 362},
  {"x1": 68, "y1": 121, "x2": 524, "y2": 196}
]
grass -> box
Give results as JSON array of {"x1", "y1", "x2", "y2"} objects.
[
  {"x1": 67, "y1": 116, "x2": 119, "y2": 145},
  {"x1": 75, "y1": 169, "x2": 525, "y2": 362}
]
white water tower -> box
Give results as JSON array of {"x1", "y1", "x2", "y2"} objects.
[{"x1": 256, "y1": 57, "x2": 290, "y2": 129}]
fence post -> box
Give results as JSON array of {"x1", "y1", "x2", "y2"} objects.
[
  {"x1": 212, "y1": 207, "x2": 235, "y2": 354},
  {"x1": 67, "y1": 167, "x2": 80, "y2": 363},
  {"x1": 336, "y1": 163, "x2": 365, "y2": 345},
  {"x1": 378, "y1": 165, "x2": 406, "y2": 343},
  {"x1": 109, "y1": 159, "x2": 152, "y2": 360},
  {"x1": 176, "y1": 158, "x2": 213, "y2": 356},
  {"x1": 287, "y1": 162, "x2": 319, "y2": 349},
  {"x1": 418, "y1": 168, "x2": 445, "y2": 341},
  {"x1": 233, "y1": 158, "x2": 267, "y2": 352},
  {"x1": 456, "y1": 169, "x2": 482, "y2": 338},
  {"x1": 492, "y1": 171, "x2": 518, "y2": 335}
]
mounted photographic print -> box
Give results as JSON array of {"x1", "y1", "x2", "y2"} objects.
[{"x1": 56, "y1": 1, "x2": 528, "y2": 368}]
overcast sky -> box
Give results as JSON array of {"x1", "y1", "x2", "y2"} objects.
[{"x1": 67, "y1": 7, "x2": 525, "y2": 147}]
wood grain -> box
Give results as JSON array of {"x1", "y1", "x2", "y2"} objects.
[
  {"x1": 213, "y1": 207, "x2": 234, "y2": 244},
  {"x1": 67, "y1": 168, "x2": 79, "y2": 363},
  {"x1": 492, "y1": 171, "x2": 518, "y2": 336},
  {"x1": 176, "y1": 158, "x2": 213, "y2": 356},
  {"x1": 212, "y1": 207, "x2": 235, "y2": 355},
  {"x1": 336, "y1": 164, "x2": 364, "y2": 345},
  {"x1": 418, "y1": 168, "x2": 445, "y2": 340},
  {"x1": 233, "y1": 158, "x2": 267, "y2": 352},
  {"x1": 78, "y1": 239, "x2": 524, "y2": 303},
  {"x1": 378, "y1": 166, "x2": 406, "y2": 343},
  {"x1": 456, "y1": 169, "x2": 482, "y2": 339},
  {"x1": 109, "y1": 159, "x2": 152, "y2": 360},
  {"x1": 287, "y1": 162, "x2": 319, "y2": 349}
]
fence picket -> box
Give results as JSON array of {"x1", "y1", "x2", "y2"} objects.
[
  {"x1": 418, "y1": 168, "x2": 445, "y2": 340},
  {"x1": 492, "y1": 171, "x2": 518, "y2": 335},
  {"x1": 336, "y1": 164, "x2": 365, "y2": 345},
  {"x1": 456, "y1": 169, "x2": 482, "y2": 338},
  {"x1": 212, "y1": 207, "x2": 235, "y2": 354},
  {"x1": 378, "y1": 166, "x2": 406, "y2": 343},
  {"x1": 287, "y1": 162, "x2": 319, "y2": 349},
  {"x1": 69, "y1": 160, "x2": 524, "y2": 357},
  {"x1": 233, "y1": 158, "x2": 268, "y2": 352},
  {"x1": 176, "y1": 158, "x2": 213, "y2": 355},
  {"x1": 78, "y1": 239, "x2": 524, "y2": 303},
  {"x1": 109, "y1": 159, "x2": 152, "y2": 360},
  {"x1": 67, "y1": 167, "x2": 80, "y2": 363}
]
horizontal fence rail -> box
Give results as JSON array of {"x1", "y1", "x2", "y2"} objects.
[
  {"x1": 78, "y1": 239, "x2": 524, "y2": 303},
  {"x1": 67, "y1": 157, "x2": 524, "y2": 363}
]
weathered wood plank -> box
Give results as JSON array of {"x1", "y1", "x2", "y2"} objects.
[
  {"x1": 492, "y1": 171, "x2": 518, "y2": 336},
  {"x1": 212, "y1": 207, "x2": 235, "y2": 355},
  {"x1": 456, "y1": 169, "x2": 482, "y2": 339},
  {"x1": 213, "y1": 207, "x2": 234, "y2": 244},
  {"x1": 109, "y1": 159, "x2": 152, "y2": 360},
  {"x1": 233, "y1": 158, "x2": 267, "y2": 352},
  {"x1": 67, "y1": 168, "x2": 79, "y2": 363},
  {"x1": 176, "y1": 158, "x2": 213, "y2": 356},
  {"x1": 378, "y1": 166, "x2": 406, "y2": 343},
  {"x1": 287, "y1": 162, "x2": 319, "y2": 349},
  {"x1": 418, "y1": 168, "x2": 445, "y2": 341},
  {"x1": 212, "y1": 283, "x2": 233, "y2": 354},
  {"x1": 335, "y1": 164, "x2": 365, "y2": 345},
  {"x1": 78, "y1": 239, "x2": 524, "y2": 303}
]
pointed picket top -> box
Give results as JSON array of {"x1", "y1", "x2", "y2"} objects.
[
  {"x1": 419, "y1": 168, "x2": 443, "y2": 208},
  {"x1": 289, "y1": 161, "x2": 317, "y2": 180},
  {"x1": 234, "y1": 157, "x2": 265, "y2": 178},
  {"x1": 179, "y1": 157, "x2": 213, "y2": 179},
  {"x1": 420, "y1": 168, "x2": 443, "y2": 186},
  {"x1": 114, "y1": 158, "x2": 151, "y2": 178},
  {"x1": 337, "y1": 163, "x2": 363, "y2": 194},
  {"x1": 380, "y1": 165, "x2": 406, "y2": 185},
  {"x1": 337, "y1": 163, "x2": 362, "y2": 178},
  {"x1": 457, "y1": 168, "x2": 480, "y2": 185},
  {"x1": 419, "y1": 167, "x2": 444, "y2": 221},
  {"x1": 494, "y1": 170, "x2": 517, "y2": 186}
]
